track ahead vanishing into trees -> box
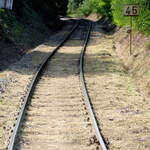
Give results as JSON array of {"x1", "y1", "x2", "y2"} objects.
[{"x1": 7, "y1": 19, "x2": 107, "y2": 150}]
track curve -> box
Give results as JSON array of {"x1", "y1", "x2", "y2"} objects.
[
  {"x1": 7, "y1": 21, "x2": 80, "y2": 150},
  {"x1": 8, "y1": 20, "x2": 107, "y2": 150},
  {"x1": 79, "y1": 22, "x2": 107, "y2": 150}
]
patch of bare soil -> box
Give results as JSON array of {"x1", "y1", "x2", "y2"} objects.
[
  {"x1": 84, "y1": 23, "x2": 150, "y2": 150},
  {"x1": 114, "y1": 28, "x2": 150, "y2": 99},
  {"x1": 86, "y1": 13, "x2": 101, "y2": 22},
  {"x1": 0, "y1": 22, "x2": 75, "y2": 149}
]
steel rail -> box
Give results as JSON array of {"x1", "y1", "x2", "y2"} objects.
[
  {"x1": 7, "y1": 21, "x2": 80, "y2": 150},
  {"x1": 79, "y1": 22, "x2": 108, "y2": 150}
]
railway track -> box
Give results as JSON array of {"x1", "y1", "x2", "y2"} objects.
[{"x1": 7, "y1": 20, "x2": 107, "y2": 150}]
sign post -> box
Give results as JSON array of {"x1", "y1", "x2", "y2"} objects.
[{"x1": 124, "y1": 4, "x2": 140, "y2": 55}]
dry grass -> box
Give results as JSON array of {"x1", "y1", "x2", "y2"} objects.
[
  {"x1": 114, "y1": 29, "x2": 150, "y2": 99},
  {"x1": 84, "y1": 24, "x2": 150, "y2": 150},
  {"x1": 145, "y1": 41, "x2": 150, "y2": 51}
]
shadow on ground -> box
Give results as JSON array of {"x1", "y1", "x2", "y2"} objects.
[
  {"x1": 0, "y1": 18, "x2": 116, "y2": 78},
  {"x1": 0, "y1": 19, "x2": 76, "y2": 71}
]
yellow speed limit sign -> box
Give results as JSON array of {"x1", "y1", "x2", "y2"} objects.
[{"x1": 124, "y1": 4, "x2": 140, "y2": 16}]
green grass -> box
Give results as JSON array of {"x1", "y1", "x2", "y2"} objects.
[
  {"x1": 0, "y1": 99, "x2": 7, "y2": 105},
  {"x1": 111, "y1": 0, "x2": 150, "y2": 35},
  {"x1": 145, "y1": 41, "x2": 150, "y2": 51},
  {"x1": 143, "y1": 71, "x2": 150, "y2": 76},
  {"x1": 68, "y1": 0, "x2": 150, "y2": 35}
]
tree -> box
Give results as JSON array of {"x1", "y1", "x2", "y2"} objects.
[{"x1": 68, "y1": 0, "x2": 84, "y2": 13}]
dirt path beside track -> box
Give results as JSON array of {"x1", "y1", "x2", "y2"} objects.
[{"x1": 84, "y1": 23, "x2": 150, "y2": 150}]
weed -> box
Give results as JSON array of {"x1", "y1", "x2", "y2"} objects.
[{"x1": 145, "y1": 41, "x2": 150, "y2": 50}]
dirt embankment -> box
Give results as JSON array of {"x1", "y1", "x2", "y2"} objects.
[
  {"x1": 114, "y1": 28, "x2": 150, "y2": 99},
  {"x1": 0, "y1": 0, "x2": 67, "y2": 71},
  {"x1": 0, "y1": 22, "x2": 52, "y2": 71},
  {"x1": 85, "y1": 22, "x2": 150, "y2": 150}
]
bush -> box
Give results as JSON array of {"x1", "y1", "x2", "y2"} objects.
[
  {"x1": 68, "y1": 0, "x2": 84, "y2": 14},
  {"x1": 71, "y1": 0, "x2": 111, "y2": 17},
  {"x1": 76, "y1": 0, "x2": 96, "y2": 16},
  {"x1": 0, "y1": 0, "x2": 69, "y2": 28},
  {"x1": 0, "y1": 0, "x2": 69, "y2": 42},
  {"x1": 70, "y1": 0, "x2": 150, "y2": 35},
  {"x1": 111, "y1": 0, "x2": 150, "y2": 35}
]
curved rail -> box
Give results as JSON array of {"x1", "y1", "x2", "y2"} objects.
[
  {"x1": 79, "y1": 22, "x2": 108, "y2": 150},
  {"x1": 7, "y1": 21, "x2": 80, "y2": 150}
]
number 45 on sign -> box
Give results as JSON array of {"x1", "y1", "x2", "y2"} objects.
[
  {"x1": 124, "y1": 5, "x2": 139, "y2": 16},
  {"x1": 124, "y1": 4, "x2": 140, "y2": 55}
]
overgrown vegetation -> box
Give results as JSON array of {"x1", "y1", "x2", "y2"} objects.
[
  {"x1": 68, "y1": 0, "x2": 111, "y2": 17},
  {"x1": 68, "y1": 0, "x2": 150, "y2": 35},
  {"x1": 111, "y1": 0, "x2": 150, "y2": 35},
  {"x1": 145, "y1": 41, "x2": 150, "y2": 50},
  {"x1": 68, "y1": 0, "x2": 84, "y2": 14},
  {"x1": 0, "y1": 0, "x2": 68, "y2": 44}
]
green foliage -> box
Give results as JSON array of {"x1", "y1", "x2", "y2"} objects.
[
  {"x1": 68, "y1": 0, "x2": 84, "y2": 14},
  {"x1": 69, "y1": 0, "x2": 112, "y2": 17},
  {"x1": 68, "y1": 0, "x2": 150, "y2": 35},
  {"x1": 76, "y1": 0, "x2": 97, "y2": 16},
  {"x1": 134, "y1": 0, "x2": 150, "y2": 35},
  {"x1": 0, "y1": 0, "x2": 69, "y2": 42},
  {"x1": 0, "y1": 0, "x2": 69, "y2": 27},
  {"x1": 111, "y1": 0, "x2": 150, "y2": 35},
  {"x1": 145, "y1": 41, "x2": 150, "y2": 50}
]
